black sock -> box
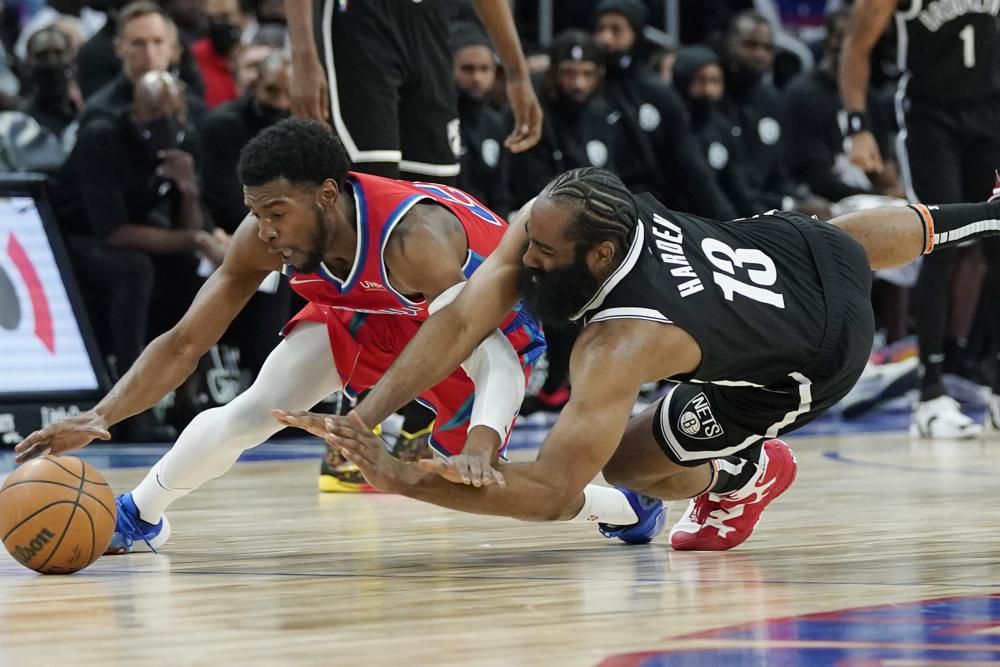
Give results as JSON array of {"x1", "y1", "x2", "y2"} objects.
[
  {"x1": 920, "y1": 359, "x2": 946, "y2": 401},
  {"x1": 710, "y1": 455, "x2": 760, "y2": 495},
  {"x1": 915, "y1": 201, "x2": 1000, "y2": 253}
]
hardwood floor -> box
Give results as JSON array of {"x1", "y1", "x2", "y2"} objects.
[{"x1": 2, "y1": 432, "x2": 999, "y2": 666}]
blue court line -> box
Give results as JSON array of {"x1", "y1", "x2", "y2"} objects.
[{"x1": 822, "y1": 450, "x2": 997, "y2": 477}]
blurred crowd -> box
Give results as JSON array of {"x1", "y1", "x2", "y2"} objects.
[{"x1": 0, "y1": 0, "x2": 987, "y2": 435}]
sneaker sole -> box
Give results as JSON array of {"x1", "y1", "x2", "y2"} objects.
[
  {"x1": 671, "y1": 444, "x2": 798, "y2": 551},
  {"x1": 318, "y1": 474, "x2": 380, "y2": 494},
  {"x1": 103, "y1": 515, "x2": 172, "y2": 555}
]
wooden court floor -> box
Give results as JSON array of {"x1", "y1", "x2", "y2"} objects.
[{"x1": 2, "y1": 432, "x2": 1000, "y2": 666}]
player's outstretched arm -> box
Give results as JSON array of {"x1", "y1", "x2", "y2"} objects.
[
  {"x1": 15, "y1": 216, "x2": 279, "y2": 462},
  {"x1": 351, "y1": 203, "x2": 531, "y2": 430},
  {"x1": 330, "y1": 319, "x2": 697, "y2": 520},
  {"x1": 330, "y1": 321, "x2": 653, "y2": 520},
  {"x1": 837, "y1": 0, "x2": 895, "y2": 173},
  {"x1": 472, "y1": 0, "x2": 542, "y2": 153}
]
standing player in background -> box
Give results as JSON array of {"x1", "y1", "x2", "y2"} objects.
[
  {"x1": 284, "y1": 0, "x2": 541, "y2": 179},
  {"x1": 839, "y1": 0, "x2": 1000, "y2": 437},
  {"x1": 283, "y1": 0, "x2": 543, "y2": 488},
  {"x1": 15, "y1": 121, "x2": 664, "y2": 554}
]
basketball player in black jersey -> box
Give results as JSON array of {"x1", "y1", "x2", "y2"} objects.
[
  {"x1": 840, "y1": 0, "x2": 1000, "y2": 438},
  {"x1": 282, "y1": 167, "x2": 1000, "y2": 551}
]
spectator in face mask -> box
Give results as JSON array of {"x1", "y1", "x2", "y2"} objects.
[
  {"x1": 191, "y1": 0, "x2": 246, "y2": 109},
  {"x1": 23, "y1": 26, "x2": 82, "y2": 140},
  {"x1": 198, "y1": 50, "x2": 290, "y2": 232},
  {"x1": 719, "y1": 10, "x2": 830, "y2": 217},
  {"x1": 782, "y1": 8, "x2": 903, "y2": 202},
  {"x1": 197, "y1": 50, "x2": 292, "y2": 380},
  {"x1": 53, "y1": 66, "x2": 224, "y2": 440},
  {"x1": 592, "y1": 0, "x2": 737, "y2": 220},
  {"x1": 508, "y1": 29, "x2": 615, "y2": 209},
  {"x1": 673, "y1": 45, "x2": 759, "y2": 218},
  {"x1": 450, "y1": 22, "x2": 511, "y2": 216},
  {"x1": 65, "y1": 63, "x2": 226, "y2": 345}
]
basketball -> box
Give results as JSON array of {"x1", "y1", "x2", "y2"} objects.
[{"x1": 0, "y1": 456, "x2": 117, "y2": 574}]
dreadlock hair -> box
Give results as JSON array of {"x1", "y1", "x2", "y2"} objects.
[{"x1": 542, "y1": 167, "x2": 638, "y2": 259}]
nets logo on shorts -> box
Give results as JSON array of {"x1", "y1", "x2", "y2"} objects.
[{"x1": 677, "y1": 392, "x2": 724, "y2": 440}]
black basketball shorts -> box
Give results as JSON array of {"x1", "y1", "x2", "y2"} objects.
[
  {"x1": 652, "y1": 220, "x2": 875, "y2": 466},
  {"x1": 316, "y1": 0, "x2": 460, "y2": 179}
]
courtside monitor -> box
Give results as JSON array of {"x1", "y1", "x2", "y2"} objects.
[{"x1": 0, "y1": 175, "x2": 107, "y2": 405}]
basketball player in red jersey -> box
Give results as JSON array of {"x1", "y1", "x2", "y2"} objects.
[{"x1": 15, "y1": 120, "x2": 666, "y2": 553}]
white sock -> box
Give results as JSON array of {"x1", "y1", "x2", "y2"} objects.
[
  {"x1": 568, "y1": 485, "x2": 641, "y2": 525},
  {"x1": 131, "y1": 322, "x2": 341, "y2": 523}
]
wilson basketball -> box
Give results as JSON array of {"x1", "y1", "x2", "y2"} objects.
[{"x1": 0, "y1": 456, "x2": 117, "y2": 574}]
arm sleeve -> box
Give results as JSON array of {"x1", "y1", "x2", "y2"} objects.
[{"x1": 428, "y1": 283, "x2": 525, "y2": 441}]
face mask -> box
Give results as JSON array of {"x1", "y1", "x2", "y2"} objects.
[
  {"x1": 553, "y1": 92, "x2": 589, "y2": 118},
  {"x1": 30, "y1": 63, "x2": 72, "y2": 101},
  {"x1": 686, "y1": 96, "x2": 715, "y2": 126},
  {"x1": 727, "y1": 62, "x2": 762, "y2": 97},
  {"x1": 208, "y1": 19, "x2": 241, "y2": 56},
  {"x1": 602, "y1": 50, "x2": 634, "y2": 80},
  {"x1": 137, "y1": 115, "x2": 184, "y2": 159},
  {"x1": 252, "y1": 98, "x2": 289, "y2": 126}
]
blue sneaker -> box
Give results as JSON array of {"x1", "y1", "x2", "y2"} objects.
[
  {"x1": 598, "y1": 489, "x2": 667, "y2": 545},
  {"x1": 104, "y1": 493, "x2": 171, "y2": 555}
]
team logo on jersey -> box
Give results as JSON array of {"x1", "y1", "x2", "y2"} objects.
[
  {"x1": 360, "y1": 280, "x2": 385, "y2": 290},
  {"x1": 677, "y1": 392, "x2": 724, "y2": 440},
  {"x1": 448, "y1": 118, "x2": 462, "y2": 159},
  {"x1": 586, "y1": 140, "x2": 609, "y2": 167},
  {"x1": 639, "y1": 103, "x2": 661, "y2": 131},
  {"x1": 758, "y1": 117, "x2": 781, "y2": 146},
  {"x1": 707, "y1": 141, "x2": 729, "y2": 170},
  {"x1": 481, "y1": 139, "x2": 500, "y2": 168}
]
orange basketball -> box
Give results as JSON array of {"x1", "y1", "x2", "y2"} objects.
[{"x1": 0, "y1": 456, "x2": 117, "y2": 574}]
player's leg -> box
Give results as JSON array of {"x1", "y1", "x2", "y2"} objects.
[
  {"x1": 396, "y1": 0, "x2": 460, "y2": 183},
  {"x1": 601, "y1": 381, "x2": 798, "y2": 551},
  {"x1": 317, "y1": 0, "x2": 404, "y2": 177},
  {"x1": 109, "y1": 321, "x2": 342, "y2": 552},
  {"x1": 959, "y1": 97, "x2": 1000, "y2": 427}
]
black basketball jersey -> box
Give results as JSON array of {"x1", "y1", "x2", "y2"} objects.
[
  {"x1": 895, "y1": 0, "x2": 1000, "y2": 101},
  {"x1": 573, "y1": 194, "x2": 830, "y2": 387}
]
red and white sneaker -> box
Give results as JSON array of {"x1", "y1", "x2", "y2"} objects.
[{"x1": 669, "y1": 439, "x2": 797, "y2": 551}]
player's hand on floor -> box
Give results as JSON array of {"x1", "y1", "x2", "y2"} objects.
[
  {"x1": 271, "y1": 409, "x2": 330, "y2": 439},
  {"x1": 325, "y1": 412, "x2": 405, "y2": 493},
  {"x1": 416, "y1": 455, "x2": 506, "y2": 488},
  {"x1": 14, "y1": 410, "x2": 111, "y2": 464}
]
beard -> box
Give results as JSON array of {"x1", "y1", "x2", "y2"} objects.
[
  {"x1": 518, "y1": 249, "x2": 602, "y2": 330},
  {"x1": 294, "y1": 205, "x2": 330, "y2": 274}
]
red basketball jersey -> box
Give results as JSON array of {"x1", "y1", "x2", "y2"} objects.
[{"x1": 282, "y1": 172, "x2": 509, "y2": 319}]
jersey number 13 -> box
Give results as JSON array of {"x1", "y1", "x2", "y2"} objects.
[{"x1": 701, "y1": 239, "x2": 786, "y2": 309}]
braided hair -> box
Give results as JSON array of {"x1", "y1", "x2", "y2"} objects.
[{"x1": 542, "y1": 167, "x2": 638, "y2": 258}]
